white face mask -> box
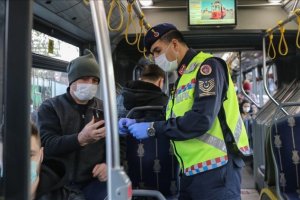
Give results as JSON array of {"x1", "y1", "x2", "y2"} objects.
[
  {"x1": 154, "y1": 44, "x2": 178, "y2": 72},
  {"x1": 234, "y1": 86, "x2": 238, "y2": 92},
  {"x1": 74, "y1": 83, "x2": 98, "y2": 101},
  {"x1": 243, "y1": 107, "x2": 250, "y2": 113}
]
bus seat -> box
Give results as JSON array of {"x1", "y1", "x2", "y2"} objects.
[
  {"x1": 262, "y1": 114, "x2": 300, "y2": 200},
  {"x1": 124, "y1": 106, "x2": 178, "y2": 199}
]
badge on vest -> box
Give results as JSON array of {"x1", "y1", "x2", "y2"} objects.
[
  {"x1": 200, "y1": 64, "x2": 212, "y2": 76},
  {"x1": 198, "y1": 78, "x2": 216, "y2": 97}
]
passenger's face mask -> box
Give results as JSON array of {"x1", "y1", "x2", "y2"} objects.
[
  {"x1": 30, "y1": 160, "x2": 38, "y2": 184},
  {"x1": 234, "y1": 86, "x2": 238, "y2": 92},
  {"x1": 243, "y1": 107, "x2": 250, "y2": 113},
  {"x1": 74, "y1": 83, "x2": 98, "y2": 101},
  {"x1": 154, "y1": 43, "x2": 178, "y2": 72}
]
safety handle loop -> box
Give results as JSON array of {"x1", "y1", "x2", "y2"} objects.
[
  {"x1": 107, "y1": 0, "x2": 124, "y2": 32},
  {"x1": 137, "y1": 16, "x2": 146, "y2": 53},
  {"x1": 278, "y1": 21, "x2": 288, "y2": 56},
  {"x1": 267, "y1": 29, "x2": 276, "y2": 59},
  {"x1": 295, "y1": 9, "x2": 300, "y2": 49},
  {"x1": 125, "y1": 0, "x2": 138, "y2": 46}
]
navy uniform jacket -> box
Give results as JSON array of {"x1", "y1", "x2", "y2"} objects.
[{"x1": 153, "y1": 49, "x2": 244, "y2": 169}]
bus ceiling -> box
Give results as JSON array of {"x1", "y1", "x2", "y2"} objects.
[{"x1": 32, "y1": 0, "x2": 298, "y2": 46}]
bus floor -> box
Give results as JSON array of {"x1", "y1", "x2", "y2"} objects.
[{"x1": 241, "y1": 159, "x2": 260, "y2": 200}]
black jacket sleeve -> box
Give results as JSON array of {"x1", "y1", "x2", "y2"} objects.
[
  {"x1": 154, "y1": 57, "x2": 228, "y2": 141},
  {"x1": 37, "y1": 100, "x2": 81, "y2": 156}
]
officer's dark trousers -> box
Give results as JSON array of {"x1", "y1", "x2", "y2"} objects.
[{"x1": 179, "y1": 154, "x2": 243, "y2": 200}]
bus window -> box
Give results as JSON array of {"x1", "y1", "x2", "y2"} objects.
[
  {"x1": 31, "y1": 68, "x2": 68, "y2": 111},
  {"x1": 31, "y1": 29, "x2": 79, "y2": 62}
]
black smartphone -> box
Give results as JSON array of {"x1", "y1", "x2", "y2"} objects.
[
  {"x1": 93, "y1": 109, "x2": 103, "y2": 122},
  {"x1": 92, "y1": 109, "x2": 105, "y2": 128}
]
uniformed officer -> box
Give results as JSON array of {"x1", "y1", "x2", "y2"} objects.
[{"x1": 119, "y1": 23, "x2": 251, "y2": 200}]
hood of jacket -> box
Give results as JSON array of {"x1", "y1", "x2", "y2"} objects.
[{"x1": 122, "y1": 80, "x2": 168, "y2": 110}]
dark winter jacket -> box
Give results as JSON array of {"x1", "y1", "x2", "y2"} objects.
[
  {"x1": 117, "y1": 80, "x2": 179, "y2": 197},
  {"x1": 117, "y1": 80, "x2": 168, "y2": 120},
  {"x1": 35, "y1": 158, "x2": 85, "y2": 200},
  {"x1": 37, "y1": 89, "x2": 105, "y2": 184}
]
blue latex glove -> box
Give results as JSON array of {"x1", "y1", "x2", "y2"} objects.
[
  {"x1": 118, "y1": 118, "x2": 136, "y2": 135},
  {"x1": 128, "y1": 122, "x2": 150, "y2": 140}
]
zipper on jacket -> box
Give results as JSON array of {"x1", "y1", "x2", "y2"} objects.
[{"x1": 72, "y1": 113, "x2": 85, "y2": 182}]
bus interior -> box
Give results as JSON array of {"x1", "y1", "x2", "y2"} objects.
[{"x1": 1, "y1": 0, "x2": 300, "y2": 199}]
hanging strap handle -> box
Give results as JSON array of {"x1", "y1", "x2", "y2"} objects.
[
  {"x1": 267, "y1": 29, "x2": 276, "y2": 59},
  {"x1": 278, "y1": 21, "x2": 288, "y2": 56}
]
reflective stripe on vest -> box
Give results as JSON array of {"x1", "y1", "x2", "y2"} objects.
[
  {"x1": 197, "y1": 115, "x2": 251, "y2": 157},
  {"x1": 234, "y1": 115, "x2": 252, "y2": 155},
  {"x1": 197, "y1": 133, "x2": 227, "y2": 153}
]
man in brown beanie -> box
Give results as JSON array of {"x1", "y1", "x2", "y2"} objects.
[{"x1": 37, "y1": 49, "x2": 107, "y2": 200}]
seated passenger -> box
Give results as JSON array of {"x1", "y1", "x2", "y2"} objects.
[
  {"x1": 37, "y1": 50, "x2": 107, "y2": 200},
  {"x1": 30, "y1": 122, "x2": 85, "y2": 200},
  {"x1": 117, "y1": 64, "x2": 179, "y2": 198}
]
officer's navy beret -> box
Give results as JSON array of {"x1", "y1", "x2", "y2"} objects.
[{"x1": 144, "y1": 23, "x2": 178, "y2": 54}]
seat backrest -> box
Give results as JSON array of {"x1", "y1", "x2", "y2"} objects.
[
  {"x1": 270, "y1": 114, "x2": 300, "y2": 195},
  {"x1": 123, "y1": 106, "x2": 179, "y2": 197}
]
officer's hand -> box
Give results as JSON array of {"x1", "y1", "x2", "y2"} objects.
[
  {"x1": 128, "y1": 122, "x2": 150, "y2": 140},
  {"x1": 78, "y1": 118, "x2": 106, "y2": 146},
  {"x1": 92, "y1": 163, "x2": 107, "y2": 182},
  {"x1": 118, "y1": 118, "x2": 136, "y2": 135}
]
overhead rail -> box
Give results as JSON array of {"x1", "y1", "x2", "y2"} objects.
[
  {"x1": 125, "y1": 0, "x2": 152, "y2": 55},
  {"x1": 127, "y1": 0, "x2": 151, "y2": 30},
  {"x1": 266, "y1": 9, "x2": 300, "y2": 59},
  {"x1": 94, "y1": 0, "x2": 151, "y2": 55},
  {"x1": 261, "y1": 10, "x2": 300, "y2": 115}
]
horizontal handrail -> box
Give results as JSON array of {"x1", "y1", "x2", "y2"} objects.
[
  {"x1": 132, "y1": 189, "x2": 166, "y2": 200},
  {"x1": 126, "y1": 106, "x2": 164, "y2": 118}
]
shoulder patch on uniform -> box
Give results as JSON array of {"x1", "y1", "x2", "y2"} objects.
[
  {"x1": 200, "y1": 64, "x2": 212, "y2": 76},
  {"x1": 198, "y1": 78, "x2": 216, "y2": 97}
]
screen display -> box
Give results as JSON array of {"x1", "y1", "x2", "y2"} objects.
[{"x1": 188, "y1": 0, "x2": 237, "y2": 27}]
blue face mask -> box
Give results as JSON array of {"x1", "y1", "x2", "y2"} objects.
[{"x1": 31, "y1": 160, "x2": 38, "y2": 184}]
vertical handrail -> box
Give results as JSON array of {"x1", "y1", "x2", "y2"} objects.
[
  {"x1": 239, "y1": 52, "x2": 262, "y2": 108},
  {"x1": 4, "y1": 0, "x2": 32, "y2": 199},
  {"x1": 262, "y1": 37, "x2": 289, "y2": 116},
  {"x1": 90, "y1": 1, "x2": 131, "y2": 200}
]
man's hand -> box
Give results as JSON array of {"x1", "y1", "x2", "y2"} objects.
[
  {"x1": 128, "y1": 122, "x2": 150, "y2": 140},
  {"x1": 92, "y1": 163, "x2": 107, "y2": 182},
  {"x1": 118, "y1": 118, "x2": 136, "y2": 135},
  {"x1": 78, "y1": 118, "x2": 106, "y2": 146}
]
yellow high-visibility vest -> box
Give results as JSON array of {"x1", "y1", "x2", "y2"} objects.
[{"x1": 166, "y1": 52, "x2": 250, "y2": 176}]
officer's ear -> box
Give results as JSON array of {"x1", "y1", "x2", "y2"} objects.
[{"x1": 171, "y1": 39, "x2": 179, "y2": 51}]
